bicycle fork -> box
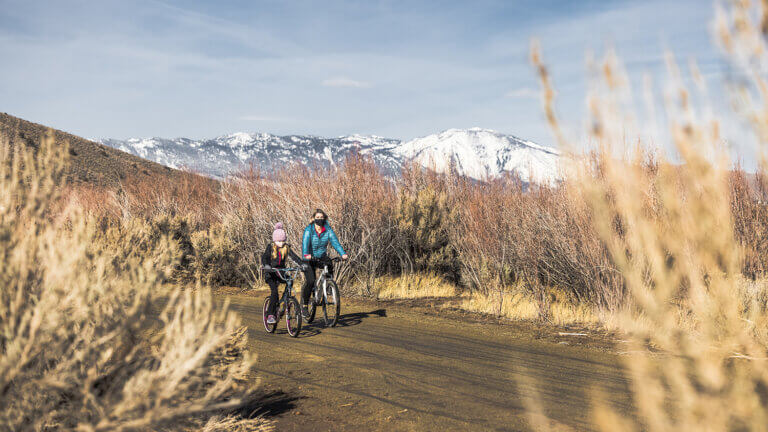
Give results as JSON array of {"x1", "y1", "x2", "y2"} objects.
[{"x1": 278, "y1": 283, "x2": 292, "y2": 316}]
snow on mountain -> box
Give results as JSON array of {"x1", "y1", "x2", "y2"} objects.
[
  {"x1": 100, "y1": 133, "x2": 402, "y2": 179},
  {"x1": 395, "y1": 128, "x2": 561, "y2": 184},
  {"x1": 99, "y1": 128, "x2": 561, "y2": 183}
]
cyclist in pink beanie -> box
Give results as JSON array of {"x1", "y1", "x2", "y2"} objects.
[
  {"x1": 272, "y1": 222, "x2": 288, "y2": 242},
  {"x1": 261, "y1": 222, "x2": 304, "y2": 324}
]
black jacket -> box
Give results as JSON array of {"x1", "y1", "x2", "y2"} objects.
[{"x1": 261, "y1": 243, "x2": 302, "y2": 268}]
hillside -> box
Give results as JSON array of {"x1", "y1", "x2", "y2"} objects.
[{"x1": 0, "y1": 113, "x2": 205, "y2": 188}]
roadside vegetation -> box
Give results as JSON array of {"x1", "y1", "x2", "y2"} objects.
[
  {"x1": 527, "y1": 0, "x2": 768, "y2": 430},
  {"x1": 67, "y1": 153, "x2": 621, "y2": 327},
  {"x1": 6, "y1": 0, "x2": 768, "y2": 429},
  {"x1": 58, "y1": 113, "x2": 768, "y2": 332},
  {"x1": 0, "y1": 135, "x2": 268, "y2": 430}
]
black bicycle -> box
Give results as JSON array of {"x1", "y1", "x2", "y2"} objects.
[
  {"x1": 262, "y1": 266, "x2": 303, "y2": 337},
  {"x1": 305, "y1": 256, "x2": 342, "y2": 327}
]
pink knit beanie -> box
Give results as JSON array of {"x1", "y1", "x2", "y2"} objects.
[{"x1": 272, "y1": 222, "x2": 287, "y2": 242}]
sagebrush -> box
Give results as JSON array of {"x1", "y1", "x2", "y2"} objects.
[{"x1": 0, "y1": 134, "x2": 268, "y2": 431}]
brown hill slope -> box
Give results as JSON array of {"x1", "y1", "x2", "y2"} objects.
[{"x1": 0, "y1": 112, "x2": 206, "y2": 187}]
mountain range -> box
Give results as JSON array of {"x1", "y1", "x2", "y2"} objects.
[{"x1": 99, "y1": 128, "x2": 561, "y2": 184}]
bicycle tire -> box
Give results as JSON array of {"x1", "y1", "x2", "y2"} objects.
[
  {"x1": 262, "y1": 296, "x2": 277, "y2": 333},
  {"x1": 285, "y1": 297, "x2": 302, "y2": 338},
  {"x1": 306, "y1": 296, "x2": 317, "y2": 324},
  {"x1": 324, "y1": 280, "x2": 341, "y2": 327}
]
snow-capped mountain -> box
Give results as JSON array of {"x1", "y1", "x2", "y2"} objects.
[
  {"x1": 396, "y1": 128, "x2": 560, "y2": 184},
  {"x1": 99, "y1": 128, "x2": 561, "y2": 183},
  {"x1": 99, "y1": 133, "x2": 402, "y2": 179}
]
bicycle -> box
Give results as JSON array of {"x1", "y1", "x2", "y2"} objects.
[
  {"x1": 305, "y1": 256, "x2": 342, "y2": 327},
  {"x1": 261, "y1": 266, "x2": 303, "y2": 337}
]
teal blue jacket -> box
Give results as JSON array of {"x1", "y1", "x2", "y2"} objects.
[{"x1": 302, "y1": 223, "x2": 346, "y2": 258}]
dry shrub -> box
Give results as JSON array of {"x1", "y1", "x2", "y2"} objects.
[
  {"x1": 61, "y1": 183, "x2": 122, "y2": 220},
  {"x1": 453, "y1": 171, "x2": 622, "y2": 319},
  {"x1": 68, "y1": 181, "x2": 245, "y2": 288},
  {"x1": 729, "y1": 168, "x2": 768, "y2": 278},
  {"x1": 117, "y1": 170, "x2": 220, "y2": 229},
  {"x1": 92, "y1": 213, "x2": 197, "y2": 283},
  {"x1": 219, "y1": 152, "x2": 400, "y2": 292},
  {"x1": 62, "y1": 169, "x2": 219, "y2": 230},
  {"x1": 0, "y1": 135, "x2": 266, "y2": 431},
  {"x1": 529, "y1": 1, "x2": 768, "y2": 429},
  {"x1": 192, "y1": 227, "x2": 248, "y2": 287},
  {"x1": 218, "y1": 148, "x2": 624, "y2": 312},
  {"x1": 396, "y1": 164, "x2": 460, "y2": 280}
]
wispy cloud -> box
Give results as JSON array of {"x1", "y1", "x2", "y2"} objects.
[
  {"x1": 238, "y1": 115, "x2": 293, "y2": 122},
  {"x1": 505, "y1": 87, "x2": 539, "y2": 99},
  {"x1": 321, "y1": 77, "x2": 371, "y2": 88},
  {"x1": 0, "y1": 0, "x2": 724, "y2": 152}
]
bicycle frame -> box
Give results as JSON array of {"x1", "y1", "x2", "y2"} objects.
[
  {"x1": 311, "y1": 258, "x2": 339, "y2": 304},
  {"x1": 262, "y1": 266, "x2": 304, "y2": 337},
  {"x1": 267, "y1": 267, "x2": 301, "y2": 311}
]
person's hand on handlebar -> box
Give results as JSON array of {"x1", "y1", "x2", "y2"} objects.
[{"x1": 341, "y1": 254, "x2": 348, "y2": 260}]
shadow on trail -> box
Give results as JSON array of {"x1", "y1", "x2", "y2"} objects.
[
  {"x1": 283, "y1": 309, "x2": 387, "y2": 338},
  {"x1": 236, "y1": 390, "x2": 303, "y2": 419},
  {"x1": 337, "y1": 308, "x2": 387, "y2": 326}
]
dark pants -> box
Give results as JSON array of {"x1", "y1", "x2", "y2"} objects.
[
  {"x1": 265, "y1": 275, "x2": 285, "y2": 316},
  {"x1": 301, "y1": 260, "x2": 334, "y2": 305}
]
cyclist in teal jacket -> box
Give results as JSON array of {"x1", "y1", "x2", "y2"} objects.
[{"x1": 301, "y1": 208, "x2": 348, "y2": 317}]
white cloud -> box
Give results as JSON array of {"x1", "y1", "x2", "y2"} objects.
[
  {"x1": 238, "y1": 115, "x2": 293, "y2": 122},
  {"x1": 321, "y1": 77, "x2": 371, "y2": 88},
  {"x1": 505, "y1": 87, "x2": 539, "y2": 99}
]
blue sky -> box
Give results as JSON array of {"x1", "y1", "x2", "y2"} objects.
[{"x1": 0, "y1": 0, "x2": 727, "y2": 148}]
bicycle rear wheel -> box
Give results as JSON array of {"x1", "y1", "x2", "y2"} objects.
[
  {"x1": 262, "y1": 297, "x2": 277, "y2": 333},
  {"x1": 285, "y1": 297, "x2": 302, "y2": 337},
  {"x1": 323, "y1": 280, "x2": 341, "y2": 327}
]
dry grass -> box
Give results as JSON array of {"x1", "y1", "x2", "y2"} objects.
[
  {"x1": 454, "y1": 287, "x2": 603, "y2": 327},
  {"x1": 375, "y1": 273, "x2": 457, "y2": 299},
  {"x1": 0, "y1": 134, "x2": 268, "y2": 431},
  {"x1": 373, "y1": 272, "x2": 603, "y2": 328},
  {"x1": 457, "y1": 290, "x2": 540, "y2": 321}
]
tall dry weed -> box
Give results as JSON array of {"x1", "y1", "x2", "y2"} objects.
[
  {"x1": 0, "y1": 135, "x2": 266, "y2": 430},
  {"x1": 529, "y1": 0, "x2": 768, "y2": 430}
]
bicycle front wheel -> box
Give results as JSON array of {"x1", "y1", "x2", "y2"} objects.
[
  {"x1": 285, "y1": 297, "x2": 302, "y2": 338},
  {"x1": 262, "y1": 296, "x2": 277, "y2": 333},
  {"x1": 323, "y1": 280, "x2": 341, "y2": 327}
]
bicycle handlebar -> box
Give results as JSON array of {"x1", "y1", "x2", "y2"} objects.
[
  {"x1": 262, "y1": 266, "x2": 302, "y2": 272},
  {"x1": 261, "y1": 266, "x2": 302, "y2": 281},
  {"x1": 305, "y1": 256, "x2": 343, "y2": 264}
]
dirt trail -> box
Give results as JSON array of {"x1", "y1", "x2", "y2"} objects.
[{"x1": 224, "y1": 290, "x2": 633, "y2": 431}]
